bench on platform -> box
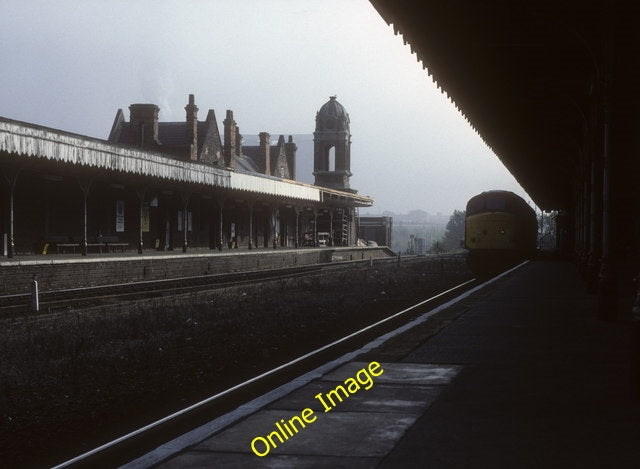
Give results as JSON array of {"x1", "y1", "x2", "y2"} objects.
[
  {"x1": 45, "y1": 236, "x2": 80, "y2": 254},
  {"x1": 55, "y1": 242, "x2": 81, "y2": 254},
  {"x1": 45, "y1": 235, "x2": 129, "y2": 254},
  {"x1": 100, "y1": 236, "x2": 130, "y2": 253},
  {"x1": 107, "y1": 242, "x2": 129, "y2": 253},
  {"x1": 86, "y1": 243, "x2": 105, "y2": 253}
]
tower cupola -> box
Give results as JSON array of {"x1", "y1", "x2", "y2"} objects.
[{"x1": 313, "y1": 96, "x2": 354, "y2": 192}]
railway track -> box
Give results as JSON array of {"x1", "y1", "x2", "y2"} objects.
[
  {"x1": 0, "y1": 264, "x2": 315, "y2": 314},
  {"x1": 0, "y1": 254, "x2": 461, "y2": 317},
  {"x1": 49, "y1": 262, "x2": 524, "y2": 469}
]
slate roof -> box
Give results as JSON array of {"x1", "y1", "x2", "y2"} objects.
[
  {"x1": 116, "y1": 121, "x2": 208, "y2": 152},
  {"x1": 241, "y1": 145, "x2": 280, "y2": 175},
  {"x1": 242, "y1": 145, "x2": 260, "y2": 161},
  {"x1": 235, "y1": 154, "x2": 260, "y2": 174}
]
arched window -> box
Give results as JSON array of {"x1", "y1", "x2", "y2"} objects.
[{"x1": 328, "y1": 146, "x2": 335, "y2": 171}]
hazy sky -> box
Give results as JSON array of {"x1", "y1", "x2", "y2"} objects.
[{"x1": 1, "y1": 0, "x2": 532, "y2": 215}]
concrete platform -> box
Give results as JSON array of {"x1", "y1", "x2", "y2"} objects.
[{"x1": 123, "y1": 261, "x2": 640, "y2": 468}]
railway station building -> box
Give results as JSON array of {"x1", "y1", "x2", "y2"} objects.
[{"x1": 0, "y1": 95, "x2": 373, "y2": 257}]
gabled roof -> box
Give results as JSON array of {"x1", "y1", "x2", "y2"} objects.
[
  {"x1": 108, "y1": 107, "x2": 223, "y2": 165},
  {"x1": 269, "y1": 135, "x2": 286, "y2": 176}
]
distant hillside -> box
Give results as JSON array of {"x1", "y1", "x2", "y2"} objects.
[{"x1": 242, "y1": 134, "x2": 314, "y2": 184}]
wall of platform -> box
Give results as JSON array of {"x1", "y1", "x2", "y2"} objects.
[{"x1": 0, "y1": 246, "x2": 395, "y2": 294}]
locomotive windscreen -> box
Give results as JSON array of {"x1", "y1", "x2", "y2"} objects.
[
  {"x1": 467, "y1": 193, "x2": 507, "y2": 215},
  {"x1": 486, "y1": 195, "x2": 506, "y2": 211}
]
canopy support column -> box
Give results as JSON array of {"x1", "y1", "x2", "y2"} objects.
[
  {"x1": 248, "y1": 201, "x2": 254, "y2": 250},
  {"x1": 180, "y1": 192, "x2": 191, "y2": 253},
  {"x1": 78, "y1": 177, "x2": 93, "y2": 257},
  {"x1": 136, "y1": 187, "x2": 147, "y2": 255},
  {"x1": 2, "y1": 169, "x2": 20, "y2": 258}
]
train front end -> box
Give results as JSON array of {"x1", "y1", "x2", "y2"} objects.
[{"x1": 465, "y1": 191, "x2": 537, "y2": 276}]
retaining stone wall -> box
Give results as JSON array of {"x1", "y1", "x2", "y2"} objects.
[{"x1": 0, "y1": 247, "x2": 395, "y2": 294}]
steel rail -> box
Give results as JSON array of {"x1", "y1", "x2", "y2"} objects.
[
  {"x1": 0, "y1": 264, "x2": 331, "y2": 313},
  {"x1": 0, "y1": 264, "x2": 321, "y2": 302}
]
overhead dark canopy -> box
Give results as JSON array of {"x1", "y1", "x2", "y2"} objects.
[{"x1": 369, "y1": 1, "x2": 640, "y2": 211}]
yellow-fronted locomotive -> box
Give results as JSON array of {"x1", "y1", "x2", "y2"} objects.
[{"x1": 465, "y1": 190, "x2": 537, "y2": 275}]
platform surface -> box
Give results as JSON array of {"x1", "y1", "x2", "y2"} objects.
[{"x1": 125, "y1": 261, "x2": 640, "y2": 468}]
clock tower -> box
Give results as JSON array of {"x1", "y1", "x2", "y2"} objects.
[{"x1": 313, "y1": 96, "x2": 355, "y2": 192}]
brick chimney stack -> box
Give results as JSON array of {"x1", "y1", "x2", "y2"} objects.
[
  {"x1": 185, "y1": 94, "x2": 198, "y2": 161},
  {"x1": 129, "y1": 103, "x2": 160, "y2": 148},
  {"x1": 223, "y1": 110, "x2": 237, "y2": 169},
  {"x1": 235, "y1": 126, "x2": 243, "y2": 158},
  {"x1": 285, "y1": 135, "x2": 297, "y2": 180},
  {"x1": 258, "y1": 132, "x2": 271, "y2": 176}
]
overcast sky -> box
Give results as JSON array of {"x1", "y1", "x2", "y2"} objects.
[{"x1": 1, "y1": 0, "x2": 533, "y2": 215}]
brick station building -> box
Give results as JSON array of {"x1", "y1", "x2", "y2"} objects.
[{"x1": 0, "y1": 95, "x2": 373, "y2": 257}]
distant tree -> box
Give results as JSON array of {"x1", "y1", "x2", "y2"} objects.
[
  {"x1": 441, "y1": 210, "x2": 466, "y2": 251},
  {"x1": 429, "y1": 240, "x2": 445, "y2": 254},
  {"x1": 539, "y1": 210, "x2": 557, "y2": 249}
]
